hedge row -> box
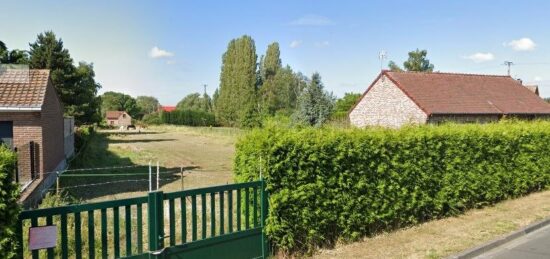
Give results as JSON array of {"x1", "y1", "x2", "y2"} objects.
[
  {"x1": 160, "y1": 110, "x2": 216, "y2": 126},
  {"x1": 0, "y1": 146, "x2": 20, "y2": 259},
  {"x1": 234, "y1": 121, "x2": 550, "y2": 254}
]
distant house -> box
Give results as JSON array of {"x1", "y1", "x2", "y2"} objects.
[
  {"x1": 105, "y1": 111, "x2": 132, "y2": 127},
  {"x1": 160, "y1": 105, "x2": 176, "y2": 112},
  {"x1": 0, "y1": 69, "x2": 71, "y2": 207},
  {"x1": 349, "y1": 70, "x2": 550, "y2": 128}
]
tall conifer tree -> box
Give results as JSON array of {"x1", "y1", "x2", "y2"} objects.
[{"x1": 215, "y1": 35, "x2": 258, "y2": 127}]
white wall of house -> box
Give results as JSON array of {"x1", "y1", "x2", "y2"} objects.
[{"x1": 349, "y1": 75, "x2": 428, "y2": 128}]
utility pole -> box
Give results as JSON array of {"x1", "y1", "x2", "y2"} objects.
[
  {"x1": 503, "y1": 61, "x2": 514, "y2": 76},
  {"x1": 203, "y1": 84, "x2": 207, "y2": 95}
]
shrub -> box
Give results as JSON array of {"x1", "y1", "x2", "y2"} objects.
[
  {"x1": 0, "y1": 146, "x2": 20, "y2": 259},
  {"x1": 160, "y1": 110, "x2": 217, "y2": 126},
  {"x1": 142, "y1": 112, "x2": 162, "y2": 125},
  {"x1": 234, "y1": 121, "x2": 550, "y2": 254}
]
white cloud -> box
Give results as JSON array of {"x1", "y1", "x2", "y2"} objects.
[
  {"x1": 463, "y1": 52, "x2": 495, "y2": 63},
  {"x1": 166, "y1": 60, "x2": 176, "y2": 65},
  {"x1": 504, "y1": 38, "x2": 536, "y2": 51},
  {"x1": 290, "y1": 40, "x2": 302, "y2": 48},
  {"x1": 315, "y1": 41, "x2": 330, "y2": 47},
  {"x1": 149, "y1": 46, "x2": 174, "y2": 58},
  {"x1": 534, "y1": 76, "x2": 543, "y2": 82},
  {"x1": 288, "y1": 15, "x2": 334, "y2": 26}
]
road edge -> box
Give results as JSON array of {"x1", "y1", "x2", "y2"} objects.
[{"x1": 447, "y1": 217, "x2": 550, "y2": 259}]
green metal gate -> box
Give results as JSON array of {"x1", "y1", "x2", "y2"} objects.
[{"x1": 18, "y1": 180, "x2": 269, "y2": 259}]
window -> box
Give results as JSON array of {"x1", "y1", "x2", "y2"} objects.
[{"x1": 0, "y1": 121, "x2": 13, "y2": 149}]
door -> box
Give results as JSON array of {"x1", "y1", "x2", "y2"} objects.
[{"x1": 0, "y1": 121, "x2": 13, "y2": 149}]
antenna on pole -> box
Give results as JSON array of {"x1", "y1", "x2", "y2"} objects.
[
  {"x1": 378, "y1": 51, "x2": 387, "y2": 71},
  {"x1": 503, "y1": 61, "x2": 514, "y2": 76}
]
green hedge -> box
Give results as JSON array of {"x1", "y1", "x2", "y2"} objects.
[
  {"x1": 234, "y1": 121, "x2": 550, "y2": 254},
  {"x1": 160, "y1": 110, "x2": 217, "y2": 126},
  {"x1": 0, "y1": 146, "x2": 20, "y2": 259}
]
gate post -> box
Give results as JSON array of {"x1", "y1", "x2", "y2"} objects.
[
  {"x1": 260, "y1": 179, "x2": 269, "y2": 258},
  {"x1": 148, "y1": 191, "x2": 165, "y2": 258}
]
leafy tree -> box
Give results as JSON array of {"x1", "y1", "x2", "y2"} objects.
[
  {"x1": 388, "y1": 49, "x2": 434, "y2": 72},
  {"x1": 71, "y1": 62, "x2": 102, "y2": 124},
  {"x1": 215, "y1": 35, "x2": 258, "y2": 127},
  {"x1": 28, "y1": 31, "x2": 101, "y2": 123},
  {"x1": 261, "y1": 42, "x2": 282, "y2": 81},
  {"x1": 545, "y1": 97, "x2": 550, "y2": 103},
  {"x1": 293, "y1": 73, "x2": 334, "y2": 126},
  {"x1": 0, "y1": 41, "x2": 29, "y2": 64},
  {"x1": 388, "y1": 61, "x2": 403, "y2": 72},
  {"x1": 334, "y1": 92, "x2": 361, "y2": 113},
  {"x1": 177, "y1": 92, "x2": 212, "y2": 112},
  {"x1": 100, "y1": 91, "x2": 140, "y2": 118},
  {"x1": 212, "y1": 88, "x2": 220, "y2": 110},
  {"x1": 136, "y1": 96, "x2": 160, "y2": 116}
]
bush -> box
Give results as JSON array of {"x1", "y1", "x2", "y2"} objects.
[
  {"x1": 234, "y1": 121, "x2": 550, "y2": 254},
  {"x1": 160, "y1": 109, "x2": 217, "y2": 126},
  {"x1": 74, "y1": 125, "x2": 94, "y2": 152},
  {"x1": 142, "y1": 112, "x2": 162, "y2": 125},
  {"x1": 0, "y1": 146, "x2": 20, "y2": 259}
]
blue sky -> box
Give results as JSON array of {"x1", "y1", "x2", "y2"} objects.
[{"x1": 2, "y1": 0, "x2": 550, "y2": 104}]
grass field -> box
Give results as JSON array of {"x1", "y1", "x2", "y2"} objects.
[{"x1": 60, "y1": 125, "x2": 242, "y2": 202}]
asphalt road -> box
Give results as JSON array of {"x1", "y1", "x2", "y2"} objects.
[{"x1": 474, "y1": 223, "x2": 550, "y2": 259}]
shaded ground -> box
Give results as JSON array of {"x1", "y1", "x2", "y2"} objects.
[
  {"x1": 61, "y1": 125, "x2": 241, "y2": 202},
  {"x1": 312, "y1": 189, "x2": 550, "y2": 259}
]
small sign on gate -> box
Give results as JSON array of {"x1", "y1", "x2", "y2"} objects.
[{"x1": 28, "y1": 226, "x2": 57, "y2": 250}]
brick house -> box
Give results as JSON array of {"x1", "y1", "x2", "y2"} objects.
[
  {"x1": 349, "y1": 70, "x2": 550, "y2": 128},
  {"x1": 105, "y1": 111, "x2": 132, "y2": 127},
  {"x1": 0, "y1": 69, "x2": 68, "y2": 206}
]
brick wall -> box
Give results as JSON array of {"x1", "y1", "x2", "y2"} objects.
[
  {"x1": 0, "y1": 112, "x2": 43, "y2": 179},
  {"x1": 349, "y1": 75, "x2": 428, "y2": 128},
  {"x1": 41, "y1": 81, "x2": 65, "y2": 173}
]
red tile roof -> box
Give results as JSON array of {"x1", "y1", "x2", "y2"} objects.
[
  {"x1": 161, "y1": 106, "x2": 176, "y2": 112},
  {"x1": 382, "y1": 71, "x2": 550, "y2": 115},
  {"x1": 105, "y1": 111, "x2": 126, "y2": 119},
  {"x1": 0, "y1": 69, "x2": 50, "y2": 108}
]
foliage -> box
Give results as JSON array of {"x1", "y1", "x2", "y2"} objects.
[
  {"x1": 70, "y1": 62, "x2": 102, "y2": 124},
  {"x1": 544, "y1": 97, "x2": 550, "y2": 103},
  {"x1": 136, "y1": 96, "x2": 160, "y2": 117},
  {"x1": 160, "y1": 110, "x2": 217, "y2": 126},
  {"x1": 100, "y1": 91, "x2": 140, "y2": 118},
  {"x1": 292, "y1": 73, "x2": 335, "y2": 126},
  {"x1": 28, "y1": 31, "x2": 101, "y2": 124},
  {"x1": 0, "y1": 146, "x2": 20, "y2": 259},
  {"x1": 176, "y1": 92, "x2": 212, "y2": 112},
  {"x1": 389, "y1": 49, "x2": 434, "y2": 72},
  {"x1": 0, "y1": 41, "x2": 29, "y2": 64},
  {"x1": 142, "y1": 112, "x2": 162, "y2": 125},
  {"x1": 333, "y1": 92, "x2": 361, "y2": 114},
  {"x1": 234, "y1": 121, "x2": 550, "y2": 254},
  {"x1": 215, "y1": 35, "x2": 258, "y2": 127}
]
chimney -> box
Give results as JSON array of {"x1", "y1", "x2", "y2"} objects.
[{"x1": 517, "y1": 78, "x2": 523, "y2": 85}]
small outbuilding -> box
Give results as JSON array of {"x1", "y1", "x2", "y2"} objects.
[
  {"x1": 106, "y1": 111, "x2": 132, "y2": 127},
  {"x1": 349, "y1": 70, "x2": 550, "y2": 128},
  {"x1": 0, "y1": 68, "x2": 70, "y2": 207}
]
